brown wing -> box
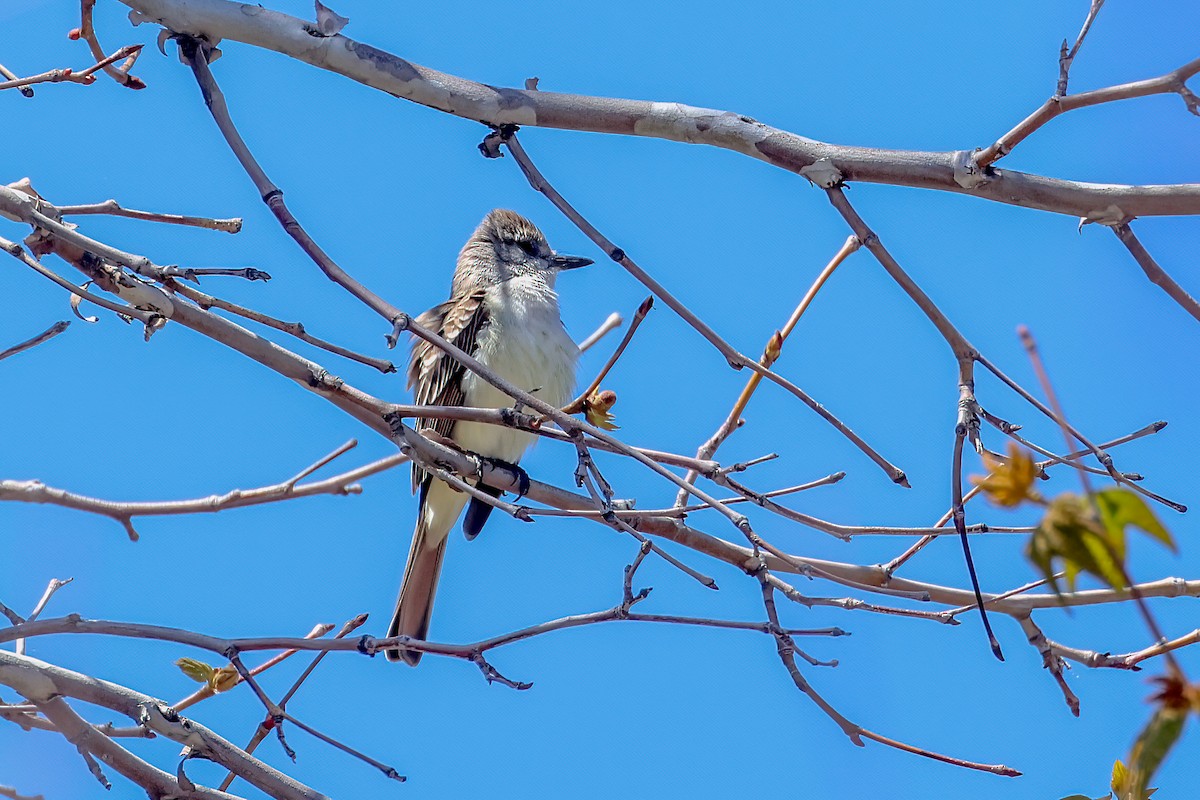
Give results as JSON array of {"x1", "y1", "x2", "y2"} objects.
[{"x1": 408, "y1": 290, "x2": 489, "y2": 494}]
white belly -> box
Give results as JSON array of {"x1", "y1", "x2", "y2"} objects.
[{"x1": 455, "y1": 277, "x2": 578, "y2": 464}]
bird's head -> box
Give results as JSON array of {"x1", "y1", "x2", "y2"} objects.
[{"x1": 457, "y1": 209, "x2": 593, "y2": 289}]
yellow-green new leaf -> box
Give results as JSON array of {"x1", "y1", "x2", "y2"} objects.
[
  {"x1": 175, "y1": 657, "x2": 216, "y2": 684},
  {"x1": 1111, "y1": 759, "x2": 1127, "y2": 797},
  {"x1": 1028, "y1": 494, "x2": 1126, "y2": 595},
  {"x1": 1122, "y1": 705, "x2": 1183, "y2": 800},
  {"x1": 1111, "y1": 676, "x2": 1190, "y2": 800},
  {"x1": 1096, "y1": 488, "x2": 1175, "y2": 554}
]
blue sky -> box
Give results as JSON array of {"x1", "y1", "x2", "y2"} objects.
[{"x1": 3, "y1": 1, "x2": 1199, "y2": 797}]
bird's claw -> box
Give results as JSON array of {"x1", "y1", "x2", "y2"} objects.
[{"x1": 484, "y1": 457, "x2": 531, "y2": 499}]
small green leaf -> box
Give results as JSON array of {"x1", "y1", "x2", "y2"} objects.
[
  {"x1": 1117, "y1": 676, "x2": 1190, "y2": 800},
  {"x1": 1028, "y1": 494, "x2": 1126, "y2": 595},
  {"x1": 1096, "y1": 488, "x2": 1175, "y2": 553},
  {"x1": 1126, "y1": 706, "x2": 1183, "y2": 799},
  {"x1": 175, "y1": 657, "x2": 216, "y2": 684}
]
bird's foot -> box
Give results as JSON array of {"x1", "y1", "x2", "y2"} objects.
[
  {"x1": 482, "y1": 457, "x2": 531, "y2": 499},
  {"x1": 384, "y1": 411, "x2": 405, "y2": 438}
]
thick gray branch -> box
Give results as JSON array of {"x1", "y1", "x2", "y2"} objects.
[
  {"x1": 121, "y1": 0, "x2": 1200, "y2": 219},
  {"x1": 0, "y1": 650, "x2": 326, "y2": 800}
]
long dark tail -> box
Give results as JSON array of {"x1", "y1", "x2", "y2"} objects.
[{"x1": 386, "y1": 516, "x2": 448, "y2": 665}]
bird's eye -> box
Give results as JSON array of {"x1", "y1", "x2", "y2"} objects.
[{"x1": 517, "y1": 240, "x2": 538, "y2": 256}]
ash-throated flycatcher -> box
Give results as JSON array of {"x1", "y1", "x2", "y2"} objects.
[{"x1": 386, "y1": 209, "x2": 592, "y2": 664}]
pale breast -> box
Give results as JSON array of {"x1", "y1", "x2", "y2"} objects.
[{"x1": 455, "y1": 276, "x2": 578, "y2": 463}]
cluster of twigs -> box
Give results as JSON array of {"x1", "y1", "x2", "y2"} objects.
[{"x1": 2, "y1": 0, "x2": 1199, "y2": 797}]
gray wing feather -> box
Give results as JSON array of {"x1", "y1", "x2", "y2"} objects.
[{"x1": 408, "y1": 291, "x2": 489, "y2": 494}]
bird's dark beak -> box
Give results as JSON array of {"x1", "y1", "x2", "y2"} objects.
[{"x1": 549, "y1": 253, "x2": 594, "y2": 271}]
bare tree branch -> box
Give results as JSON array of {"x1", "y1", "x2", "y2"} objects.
[
  {"x1": 1112, "y1": 222, "x2": 1200, "y2": 323},
  {"x1": 0, "y1": 44, "x2": 142, "y2": 91},
  {"x1": 977, "y1": 54, "x2": 1200, "y2": 169},
  {"x1": 0, "y1": 454, "x2": 406, "y2": 541},
  {"x1": 13, "y1": 578, "x2": 72, "y2": 656},
  {"x1": 677, "y1": 234, "x2": 860, "y2": 504},
  {"x1": 1057, "y1": 0, "x2": 1105, "y2": 96},
  {"x1": 0, "y1": 60, "x2": 36, "y2": 97},
  {"x1": 56, "y1": 198, "x2": 241, "y2": 232},
  {"x1": 498, "y1": 130, "x2": 907, "y2": 486},
  {"x1": 0, "y1": 649, "x2": 325, "y2": 800},
  {"x1": 119, "y1": 0, "x2": 1200, "y2": 218},
  {"x1": 76, "y1": 0, "x2": 146, "y2": 88},
  {"x1": 0, "y1": 321, "x2": 68, "y2": 363}
]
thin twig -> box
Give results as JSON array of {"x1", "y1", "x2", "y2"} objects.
[
  {"x1": 0, "y1": 704, "x2": 155, "y2": 740},
  {"x1": 947, "y1": 574, "x2": 1061, "y2": 617},
  {"x1": 878, "y1": 422, "x2": 1166, "y2": 578},
  {"x1": 283, "y1": 440, "x2": 358, "y2": 488},
  {"x1": 1112, "y1": 222, "x2": 1200, "y2": 323},
  {"x1": 976, "y1": 52, "x2": 1200, "y2": 168},
  {"x1": 278, "y1": 711, "x2": 405, "y2": 783},
  {"x1": 497, "y1": 130, "x2": 907, "y2": 486},
  {"x1": 219, "y1": 614, "x2": 369, "y2": 793},
  {"x1": 563, "y1": 296, "x2": 652, "y2": 413},
  {"x1": 76, "y1": 0, "x2": 145, "y2": 88},
  {"x1": 1108, "y1": 628, "x2": 1200, "y2": 669},
  {"x1": 677, "y1": 234, "x2": 861, "y2": 503},
  {"x1": 524, "y1": 472, "x2": 845, "y2": 519},
  {"x1": 1057, "y1": 0, "x2": 1105, "y2": 96},
  {"x1": 764, "y1": 573, "x2": 956, "y2": 624},
  {"x1": 973, "y1": 352, "x2": 1178, "y2": 508},
  {"x1": 880, "y1": 486, "x2": 983, "y2": 578},
  {"x1": 1019, "y1": 325, "x2": 1182, "y2": 677},
  {"x1": 990, "y1": 420, "x2": 1178, "y2": 511},
  {"x1": 757, "y1": 575, "x2": 1019, "y2": 776},
  {"x1": 558, "y1": 432, "x2": 716, "y2": 588},
  {"x1": 1015, "y1": 610, "x2": 1081, "y2": 714},
  {"x1": 56, "y1": 199, "x2": 242, "y2": 233},
  {"x1": 994, "y1": 425, "x2": 1141, "y2": 481},
  {"x1": 1019, "y1": 325, "x2": 1094, "y2": 495},
  {"x1": 0, "y1": 182, "x2": 186, "y2": 285},
  {"x1": 857, "y1": 729, "x2": 1020, "y2": 777},
  {"x1": 0, "y1": 321, "x2": 69, "y2": 363},
  {"x1": 0, "y1": 45, "x2": 142, "y2": 91},
  {"x1": 953, "y1": 440, "x2": 1002, "y2": 658},
  {"x1": 178, "y1": 38, "x2": 403, "y2": 327},
  {"x1": 14, "y1": 578, "x2": 73, "y2": 656},
  {"x1": 173, "y1": 623, "x2": 335, "y2": 712},
  {"x1": 1, "y1": 454, "x2": 406, "y2": 542},
  {"x1": 0, "y1": 60, "x2": 36, "y2": 97},
  {"x1": 577, "y1": 311, "x2": 623, "y2": 353},
  {"x1": 171, "y1": 281, "x2": 396, "y2": 373}
]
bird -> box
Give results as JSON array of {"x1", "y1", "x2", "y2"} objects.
[{"x1": 386, "y1": 209, "x2": 593, "y2": 664}]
